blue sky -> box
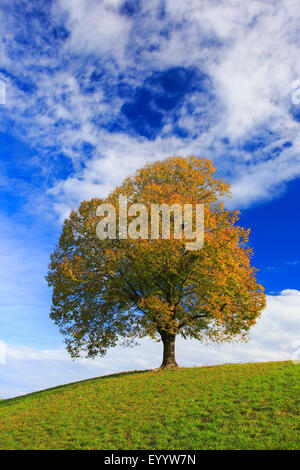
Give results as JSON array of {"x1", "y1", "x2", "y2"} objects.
[{"x1": 0, "y1": 0, "x2": 300, "y2": 398}]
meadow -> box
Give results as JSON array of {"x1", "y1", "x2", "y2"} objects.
[{"x1": 0, "y1": 361, "x2": 299, "y2": 450}]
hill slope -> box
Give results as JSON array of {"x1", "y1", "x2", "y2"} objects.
[{"x1": 0, "y1": 361, "x2": 299, "y2": 450}]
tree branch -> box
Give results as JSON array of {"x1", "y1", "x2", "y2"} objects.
[{"x1": 177, "y1": 303, "x2": 227, "y2": 330}]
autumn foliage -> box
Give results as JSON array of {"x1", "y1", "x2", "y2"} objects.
[{"x1": 47, "y1": 156, "x2": 266, "y2": 368}]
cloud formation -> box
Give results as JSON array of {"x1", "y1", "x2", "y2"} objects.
[{"x1": 1, "y1": 0, "x2": 300, "y2": 219}]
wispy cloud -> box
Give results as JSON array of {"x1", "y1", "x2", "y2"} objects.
[{"x1": 1, "y1": 1, "x2": 300, "y2": 218}]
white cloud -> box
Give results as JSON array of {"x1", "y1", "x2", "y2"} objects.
[
  {"x1": 57, "y1": 0, "x2": 130, "y2": 60},
  {"x1": 1, "y1": 1, "x2": 300, "y2": 215},
  {"x1": 228, "y1": 144, "x2": 300, "y2": 208},
  {"x1": 49, "y1": 0, "x2": 300, "y2": 213},
  {"x1": 1, "y1": 289, "x2": 299, "y2": 398}
]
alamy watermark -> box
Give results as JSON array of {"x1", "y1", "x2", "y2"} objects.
[
  {"x1": 291, "y1": 339, "x2": 300, "y2": 365},
  {"x1": 291, "y1": 80, "x2": 300, "y2": 105},
  {"x1": 0, "y1": 341, "x2": 6, "y2": 365},
  {"x1": 96, "y1": 196, "x2": 204, "y2": 251},
  {"x1": 0, "y1": 78, "x2": 6, "y2": 105}
]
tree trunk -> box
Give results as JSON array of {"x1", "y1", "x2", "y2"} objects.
[{"x1": 160, "y1": 332, "x2": 178, "y2": 369}]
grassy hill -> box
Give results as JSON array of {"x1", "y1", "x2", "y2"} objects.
[{"x1": 0, "y1": 361, "x2": 299, "y2": 450}]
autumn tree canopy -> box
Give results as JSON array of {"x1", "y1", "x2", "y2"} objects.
[{"x1": 46, "y1": 156, "x2": 266, "y2": 368}]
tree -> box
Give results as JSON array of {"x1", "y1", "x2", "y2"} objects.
[{"x1": 46, "y1": 156, "x2": 266, "y2": 369}]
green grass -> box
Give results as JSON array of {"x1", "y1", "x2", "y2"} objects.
[{"x1": 0, "y1": 361, "x2": 299, "y2": 450}]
